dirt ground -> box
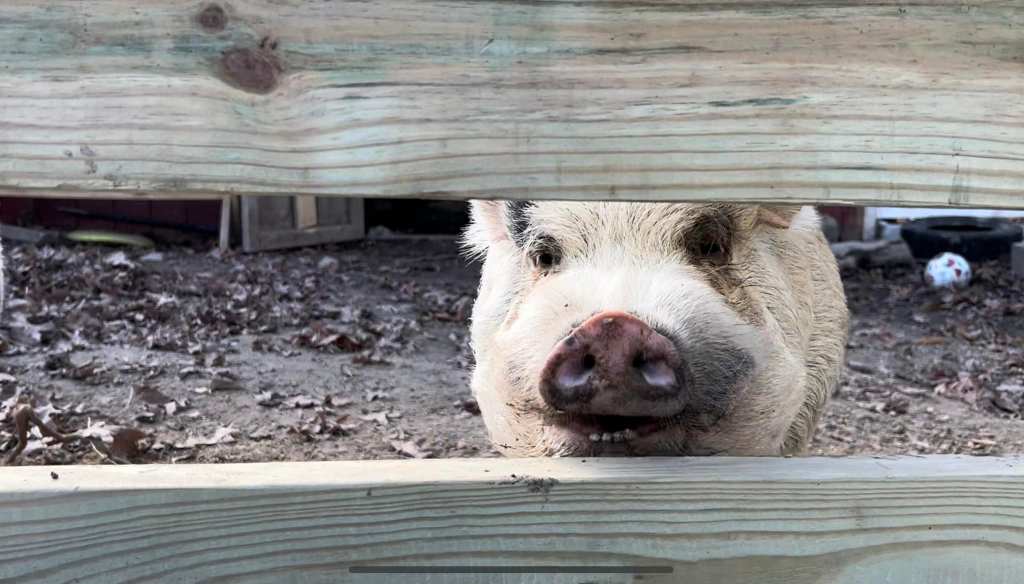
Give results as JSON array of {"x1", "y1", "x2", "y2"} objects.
[{"x1": 3, "y1": 236, "x2": 1024, "y2": 465}]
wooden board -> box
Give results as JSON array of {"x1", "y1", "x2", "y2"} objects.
[
  {"x1": 294, "y1": 197, "x2": 319, "y2": 230},
  {"x1": 2, "y1": 455, "x2": 1024, "y2": 583},
  {"x1": 241, "y1": 195, "x2": 364, "y2": 252},
  {"x1": 0, "y1": 1, "x2": 1022, "y2": 208}
]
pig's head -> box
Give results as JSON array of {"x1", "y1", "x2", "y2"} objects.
[{"x1": 464, "y1": 201, "x2": 846, "y2": 457}]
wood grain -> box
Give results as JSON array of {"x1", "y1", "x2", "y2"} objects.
[
  {"x1": 0, "y1": 1, "x2": 1021, "y2": 207},
  {"x1": 1, "y1": 456, "x2": 1024, "y2": 583}
]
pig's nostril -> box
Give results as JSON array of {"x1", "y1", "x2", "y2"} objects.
[
  {"x1": 631, "y1": 351, "x2": 676, "y2": 390},
  {"x1": 582, "y1": 354, "x2": 596, "y2": 371},
  {"x1": 639, "y1": 359, "x2": 676, "y2": 389},
  {"x1": 552, "y1": 354, "x2": 595, "y2": 397}
]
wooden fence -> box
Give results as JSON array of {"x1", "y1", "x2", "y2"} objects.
[
  {"x1": 4, "y1": 456, "x2": 1024, "y2": 583},
  {"x1": 2, "y1": 1, "x2": 1024, "y2": 581}
]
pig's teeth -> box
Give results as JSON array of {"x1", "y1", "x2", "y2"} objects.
[
  {"x1": 589, "y1": 430, "x2": 636, "y2": 443},
  {"x1": 604, "y1": 430, "x2": 634, "y2": 443}
]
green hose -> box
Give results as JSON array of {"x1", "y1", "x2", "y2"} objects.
[{"x1": 64, "y1": 230, "x2": 155, "y2": 248}]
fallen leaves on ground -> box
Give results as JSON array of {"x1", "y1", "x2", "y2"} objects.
[
  {"x1": 175, "y1": 426, "x2": 236, "y2": 448},
  {"x1": 389, "y1": 439, "x2": 432, "y2": 459}
]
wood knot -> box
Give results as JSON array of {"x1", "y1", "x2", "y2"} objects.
[
  {"x1": 197, "y1": 4, "x2": 227, "y2": 32},
  {"x1": 219, "y1": 47, "x2": 282, "y2": 94}
]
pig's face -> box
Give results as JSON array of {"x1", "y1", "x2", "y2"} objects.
[{"x1": 465, "y1": 201, "x2": 846, "y2": 457}]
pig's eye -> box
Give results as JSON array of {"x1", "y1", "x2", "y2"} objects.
[
  {"x1": 685, "y1": 220, "x2": 732, "y2": 265},
  {"x1": 530, "y1": 245, "x2": 561, "y2": 271},
  {"x1": 698, "y1": 240, "x2": 726, "y2": 260}
]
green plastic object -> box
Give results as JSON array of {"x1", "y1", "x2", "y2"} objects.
[{"x1": 65, "y1": 230, "x2": 155, "y2": 248}]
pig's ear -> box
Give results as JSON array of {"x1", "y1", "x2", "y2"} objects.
[
  {"x1": 462, "y1": 200, "x2": 513, "y2": 259},
  {"x1": 756, "y1": 206, "x2": 803, "y2": 229}
]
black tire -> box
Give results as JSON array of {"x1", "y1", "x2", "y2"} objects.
[{"x1": 900, "y1": 216, "x2": 1023, "y2": 262}]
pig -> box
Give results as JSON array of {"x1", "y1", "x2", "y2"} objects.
[{"x1": 464, "y1": 201, "x2": 848, "y2": 457}]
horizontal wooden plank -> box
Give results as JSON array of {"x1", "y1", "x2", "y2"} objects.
[
  {"x1": 0, "y1": 2, "x2": 1022, "y2": 207},
  {"x1": 2, "y1": 456, "x2": 1024, "y2": 583}
]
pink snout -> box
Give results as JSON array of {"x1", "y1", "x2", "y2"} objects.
[{"x1": 539, "y1": 311, "x2": 683, "y2": 416}]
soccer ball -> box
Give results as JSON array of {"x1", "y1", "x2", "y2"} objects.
[{"x1": 924, "y1": 252, "x2": 971, "y2": 289}]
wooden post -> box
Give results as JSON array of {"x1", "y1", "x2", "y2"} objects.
[
  {"x1": 293, "y1": 196, "x2": 319, "y2": 230},
  {"x1": 218, "y1": 195, "x2": 232, "y2": 252}
]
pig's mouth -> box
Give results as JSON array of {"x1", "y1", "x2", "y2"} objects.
[{"x1": 552, "y1": 412, "x2": 678, "y2": 443}]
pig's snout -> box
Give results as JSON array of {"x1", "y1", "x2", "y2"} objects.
[{"x1": 539, "y1": 311, "x2": 683, "y2": 416}]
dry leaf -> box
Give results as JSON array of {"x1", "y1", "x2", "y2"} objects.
[
  {"x1": 103, "y1": 251, "x2": 135, "y2": 268},
  {"x1": 957, "y1": 327, "x2": 984, "y2": 342},
  {"x1": 390, "y1": 439, "x2": 430, "y2": 459},
  {"x1": 132, "y1": 385, "x2": 173, "y2": 405},
  {"x1": 110, "y1": 428, "x2": 148, "y2": 461},
  {"x1": 285, "y1": 395, "x2": 317, "y2": 409},
  {"x1": 78, "y1": 420, "x2": 116, "y2": 443},
  {"x1": 210, "y1": 377, "x2": 244, "y2": 392},
  {"x1": 933, "y1": 373, "x2": 980, "y2": 405},
  {"x1": 5, "y1": 405, "x2": 71, "y2": 464},
  {"x1": 255, "y1": 391, "x2": 284, "y2": 407},
  {"x1": 327, "y1": 396, "x2": 353, "y2": 408},
  {"x1": 359, "y1": 412, "x2": 390, "y2": 425},
  {"x1": 248, "y1": 426, "x2": 275, "y2": 441},
  {"x1": 176, "y1": 426, "x2": 237, "y2": 448},
  {"x1": 990, "y1": 383, "x2": 1024, "y2": 413},
  {"x1": 457, "y1": 398, "x2": 481, "y2": 415}
]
